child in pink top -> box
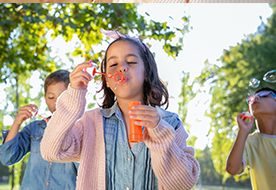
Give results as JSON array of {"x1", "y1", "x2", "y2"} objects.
[{"x1": 41, "y1": 29, "x2": 200, "y2": 190}]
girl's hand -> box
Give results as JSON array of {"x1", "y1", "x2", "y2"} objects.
[
  {"x1": 237, "y1": 112, "x2": 254, "y2": 135},
  {"x1": 13, "y1": 104, "x2": 38, "y2": 126},
  {"x1": 129, "y1": 105, "x2": 161, "y2": 129},
  {"x1": 69, "y1": 60, "x2": 93, "y2": 90}
]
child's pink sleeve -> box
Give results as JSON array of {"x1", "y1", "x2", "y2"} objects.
[
  {"x1": 40, "y1": 86, "x2": 87, "y2": 163},
  {"x1": 144, "y1": 119, "x2": 200, "y2": 190}
]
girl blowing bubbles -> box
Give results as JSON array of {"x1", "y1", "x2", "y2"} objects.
[{"x1": 41, "y1": 29, "x2": 199, "y2": 190}]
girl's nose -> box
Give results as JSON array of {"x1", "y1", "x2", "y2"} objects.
[{"x1": 118, "y1": 62, "x2": 128, "y2": 72}]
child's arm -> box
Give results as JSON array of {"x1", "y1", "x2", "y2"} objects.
[
  {"x1": 226, "y1": 112, "x2": 254, "y2": 175},
  {"x1": 4, "y1": 104, "x2": 36, "y2": 143},
  {"x1": 0, "y1": 104, "x2": 38, "y2": 166},
  {"x1": 0, "y1": 122, "x2": 32, "y2": 166},
  {"x1": 144, "y1": 120, "x2": 199, "y2": 190},
  {"x1": 40, "y1": 86, "x2": 86, "y2": 163},
  {"x1": 41, "y1": 61, "x2": 93, "y2": 163}
]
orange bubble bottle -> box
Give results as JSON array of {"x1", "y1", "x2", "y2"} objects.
[{"x1": 128, "y1": 101, "x2": 143, "y2": 143}]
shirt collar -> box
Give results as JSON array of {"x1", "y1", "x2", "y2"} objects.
[
  {"x1": 256, "y1": 132, "x2": 276, "y2": 138},
  {"x1": 99, "y1": 101, "x2": 119, "y2": 118}
]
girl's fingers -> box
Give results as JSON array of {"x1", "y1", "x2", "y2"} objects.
[
  {"x1": 72, "y1": 60, "x2": 93, "y2": 73},
  {"x1": 71, "y1": 71, "x2": 92, "y2": 82},
  {"x1": 70, "y1": 61, "x2": 95, "y2": 90},
  {"x1": 133, "y1": 120, "x2": 156, "y2": 128},
  {"x1": 129, "y1": 105, "x2": 155, "y2": 111},
  {"x1": 130, "y1": 113, "x2": 156, "y2": 121},
  {"x1": 71, "y1": 76, "x2": 90, "y2": 86},
  {"x1": 129, "y1": 106, "x2": 160, "y2": 129},
  {"x1": 129, "y1": 110, "x2": 159, "y2": 119}
]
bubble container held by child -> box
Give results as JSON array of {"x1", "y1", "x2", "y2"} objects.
[{"x1": 128, "y1": 101, "x2": 143, "y2": 143}]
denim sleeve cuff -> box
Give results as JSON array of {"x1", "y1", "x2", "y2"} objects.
[
  {"x1": 1, "y1": 130, "x2": 9, "y2": 143},
  {"x1": 0, "y1": 130, "x2": 18, "y2": 153}
]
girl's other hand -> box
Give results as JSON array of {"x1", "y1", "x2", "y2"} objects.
[
  {"x1": 69, "y1": 60, "x2": 93, "y2": 90},
  {"x1": 129, "y1": 105, "x2": 161, "y2": 129},
  {"x1": 237, "y1": 112, "x2": 254, "y2": 135},
  {"x1": 14, "y1": 104, "x2": 38, "y2": 126}
]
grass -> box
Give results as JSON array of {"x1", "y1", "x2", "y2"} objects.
[
  {"x1": 0, "y1": 182, "x2": 9, "y2": 190},
  {"x1": 192, "y1": 185, "x2": 251, "y2": 190},
  {"x1": 0, "y1": 182, "x2": 20, "y2": 190}
]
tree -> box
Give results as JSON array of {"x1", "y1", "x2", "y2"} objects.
[
  {"x1": 0, "y1": 3, "x2": 190, "y2": 188},
  {"x1": 178, "y1": 71, "x2": 198, "y2": 146},
  {"x1": 196, "y1": 146, "x2": 220, "y2": 185},
  {"x1": 194, "y1": 3, "x2": 276, "y2": 185}
]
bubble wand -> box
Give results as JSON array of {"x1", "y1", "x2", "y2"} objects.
[
  {"x1": 84, "y1": 63, "x2": 125, "y2": 83},
  {"x1": 29, "y1": 108, "x2": 49, "y2": 122},
  {"x1": 242, "y1": 106, "x2": 252, "y2": 123}
]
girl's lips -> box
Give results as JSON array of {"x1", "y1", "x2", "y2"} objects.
[{"x1": 119, "y1": 77, "x2": 128, "y2": 84}]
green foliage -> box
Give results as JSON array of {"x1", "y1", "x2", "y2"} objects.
[
  {"x1": 197, "y1": 146, "x2": 220, "y2": 184},
  {"x1": 178, "y1": 71, "x2": 199, "y2": 147},
  {"x1": 194, "y1": 3, "x2": 276, "y2": 184},
  {"x1": 0, "y1": 3, "x2": 188, "y2": 84},
  {"x1": 0, "y1": 3, "x2": 189, "y2": 188},
  {"x1": 178, "y1": 71, "x2": 198, "y2": 133}
]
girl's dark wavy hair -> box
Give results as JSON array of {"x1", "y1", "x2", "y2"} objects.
[{"x1": 97, "y1": 37, "x2": 169, "y2": 109}]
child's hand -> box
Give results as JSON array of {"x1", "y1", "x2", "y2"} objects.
[
  {"x1": 237, "y1": 112, "x2": 254, "y2": 135},
  {"x1": 13, "y1": 104, "x2": 38, "y2": 126},
  {"x1": 70, "y1": 60, "x2": 93, "y2": 90},
  {"x1": 129, "y1": 105, "x2": 160, "y2": 129}
]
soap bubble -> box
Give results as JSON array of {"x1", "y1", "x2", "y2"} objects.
[
  {"x1": 249, "y1": 78, "x2": 260, "y2": 88},
  {"x1": 263, "y1": 70, "x2": 276, "y2": 83}
]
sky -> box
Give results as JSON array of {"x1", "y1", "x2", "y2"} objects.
[{"x1": 1, "y1": 3, "x2": 273, "y2": 150}]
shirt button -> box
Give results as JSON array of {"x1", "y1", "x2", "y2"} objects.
[
  {"x1": 49, "y1": 162, "x2": 52, "y2": 165},
  {"x1": 126, "y1": 187, "x2": 130, "y2": 190},
  {"x1": 127, "y1": 157, "x2": 131, "y2": 161},
  {"x1": 46, "y1": 182, "x2": 49, "y2": 186},
  {"x1": 36, "y1": 137, "x2": 39, "y2": 139}
]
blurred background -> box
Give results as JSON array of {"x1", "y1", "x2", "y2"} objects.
[{"x1": 0, "y1": 3, "x2": 275, "y2": 190}]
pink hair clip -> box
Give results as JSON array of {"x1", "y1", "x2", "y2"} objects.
[{"x1": 100, "y1": 29, "x2": 148, "y2": 52}]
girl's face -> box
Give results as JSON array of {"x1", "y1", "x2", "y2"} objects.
[{"x1": 105, "y1": 40, "x2": 145, "y2": 102}]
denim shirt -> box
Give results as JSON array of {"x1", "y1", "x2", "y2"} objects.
[
  {"x1": 0, "y1": 119, "x2": 79, "y2": 190},
  {"x1": 100, "y1": 102, "x2": 181, "y2": 190}
]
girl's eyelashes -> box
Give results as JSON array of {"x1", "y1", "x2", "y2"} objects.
[
  {"x1": 109, "y1": 61, "x2": 137, "y2": 68},
  {"x1": 48, "y1": 97, "x2": 54, "y2": 100},
  {"x1": 110, "y1": 63, "x2": 117, "y2": 67}
]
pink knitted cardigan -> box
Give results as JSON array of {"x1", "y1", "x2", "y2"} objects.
[{"x1": 41, "y1": 86, "x2": 200, "y2": 190}]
